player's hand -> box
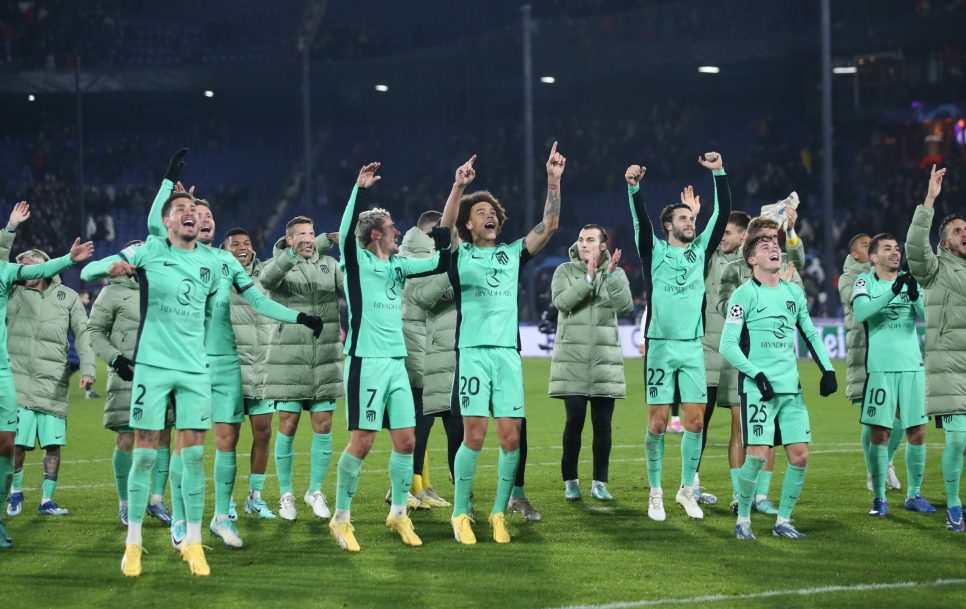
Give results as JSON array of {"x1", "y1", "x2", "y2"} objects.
[
  {"x1": 326, "y1": 232, "x2": 340, "y2": 245},
  {"x1": 924, "y1": 164, "x2": 946, "y2": 208},
  {"x1": 754, "y1": 372, "x2": 775, "y2": 402},
  {"x1": 165, "y1": 148, "x2": 189, "y2": 182},
  {"x1": 7, "y1": 201, "x2": 30, "y2": 230},
  {"x1": 891, "y1": 273, "x2": 907, "y2": 296},
  {"x1": 546, "y1": 141, "x2": 565, "y2": 180},
  {"x1": 904, "y1": 272, "x2": 920, "y2": 301},
  {"x1": 292, "y1": 237, "x2": 311, "y2": 257},
  {"x1": 778, "y1": 260, "x2": 796, "y2": 282},
  {"x1": 108, "y1": 260, "x2": 136, "y2": 277},
  {"x1": 429, "y1": 226, "x2": 451, "y2": 251},
  {"x1": 174, "y1": 181, "x2": 196, "y2": 196},
  {"x1": 785, "y1": 206, "x2": 798, "y2": 231},
  {"x1": 356, "y1": 162, "x2": 382, "y2": 189},
  {"x1": 680, "y1": 185, "x2": 701, "y2": 216},
  {"x1": 110, "y1": 355, "x2": 135, "y2": 382},
  {"x1": 587, "y1": 255, "x2": 598, "y2": 280},
  {"x1": 69, "y1": 238, "x2": 95, "y2": 263},
  {"x1": 606, "y1": 249, "x2": 622, "y2": 274},
  {"x1": 297, "y1": 313, "x2": 324, "y2": 338},
  {"x1": 698, "y1": 152, "x2": 723, "y2": 171},
  {"x1": 819, "y1": 370, "x2": 838, "y2": 397},
  {"x1": 625, "y1": 165, "x2": 646, "y2": 186},
  {"x1": 79, "y1": 375, "x2": 95, "y2": 390},
  {"x1": 455, "y1": 155, "x2": 477, "y2": 187}
]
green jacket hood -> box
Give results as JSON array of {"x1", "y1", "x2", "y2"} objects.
[{"x1": 842, "y1": 254, "x2": 870, "y2": 276}]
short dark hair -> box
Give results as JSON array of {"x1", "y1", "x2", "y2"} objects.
[
  {"x1": 868, "y1": 233, "x2": 897, "y2": 256},
  {"x1": 742, "y1": 234, "x2": 776, "y2": 267},
  {"x1": 659, "y1": 203, "x2": 692, "y2": 236},
  {"x1": 580, "y1": 223, "x2": 609, "y2": 243},
  {"x1": 193, "y1": 198, "x2": 210, "y2": 209},
  {"x1": 285, "y1": 215, "x2": 313, "y2": 236},
  {"x1": 456, "y1": 191, "x2": 507, "y2": 244},
  {"x1": 848, "y1": 233, "x2": 871, "y2": 253},
  {"x1": 223, "y1": 228, "x2": 251, "y2": 245},
  {"x1": 746, "y1": 217, "x2": 780, "y2": 239},
  {"x1": 160, "y1": 192, "x2": 194, "y2": 218},
  {"x1": 727, "y1": 211, "x2": 752, "y2": 231},
  {"x1": 939, "y1": 214, "x2": 966, "y2": 242},
  {"x1": 417, "y1": 210, "x2": 443, "y2": 231}
]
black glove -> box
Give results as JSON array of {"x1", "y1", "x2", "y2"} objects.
[
  {"x1": 904, "y1": 272, "x2": 920, "y2": 301},
  {"x1": 111, "y1": 355, "x2": 135, "y2": 382},
  {"x1": 429, "y1": 226, "x2": 451, "y2": 251},
  {"x1": 891, "y1": 272, "x2": 907, "y2": 295},
  {"x1": 754, "y1": 372, "x2": 774, "y2": 402},
  {"x1": 820, "y1": 370, "x2": 838, "y2": 397},
  {"x1": 164, "y1": 147, "x2": 189, "y2": 182},
  {"x1": 297, "y1": 313, "x2": 324, "y2": 338}
]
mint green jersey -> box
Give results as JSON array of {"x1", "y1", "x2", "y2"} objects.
[
  {"x1": 449, "y1": 239, "x2": 530, "y2": 349},
  {"x1": 629, "y1": 170, "x2": 731, "y2": 340},
  {"x1": 80, "y1": 236, "x2": 218, "y2": 373},
  {"x1": 720, "y1": 277, "x2": 833, "y2": 394},
  {"x1": 851, "y1": 272, "x2": 924, "y2": 373},
  {"x1": 339, "y1": 185, "x2": 449, "y2": 358},
  {"x1": 0, "y1": 255, "x2": 74, "y2": 369}
]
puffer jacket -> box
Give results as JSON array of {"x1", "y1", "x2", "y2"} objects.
[
  {"x1": 88, "y1": 275, "x2": 140, "y2": 428},
  {"x1": 259, "y1": 236, "x2": 344, "y2": 401},
  {"x1": 229, "y1": 252, "x2": 269, "y2": 399},
  {"x1": 839, "y1": 254, "x2": 871, "y2": 401},
  {"x1": 701, "y1": 246, "x2": 740, "y2": 385},
  {"x1": 906, "y1": 205, "x2": 966, "y2": 415},
  {"x1": 548, "y1": 244, "x2": 633, "y2": 399},
  {"x1": 400, "y1": 227, "x2": 433, "y2": 389},
  {"x1": 411, "y1": 271, "x2": 456, "y2": 415}
]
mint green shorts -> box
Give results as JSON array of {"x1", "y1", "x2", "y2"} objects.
[
  {"x1": 0, "y1": 367, "x2": 17, "y2": 433},
  {"x1": 245, "y1": 398, "x2": 276, "y2": 417},
  {"x1": 644, "y1": 338, "x2": 706, "y2": 405},
  {"x1": 451, "y1": 346, "x2": 525, "y2": 418},
  {"x1": 275, "y1": 399, "x2": 335, "y2": 414},
  {"x1": 15, "y1": 408, "x2": 66, "y2": 449},
  {"x1": 131, "y1": 362, "x2": 212, "y2": 431},
  {"x1": 211, "y1": 354, "x2": 245, "y2": 424},
  {"x1": 940, "y1": 413, "x2": 966, "y2": 433},
  {"x1": 740, "y1": 383, "x2": 811, "y2": 447},
  {"x1": 345, "y1": 356, "x2": 415, "y2": 431},
  {"x1": 860, "y1": 371, "x2": 927, "y2": 430}
]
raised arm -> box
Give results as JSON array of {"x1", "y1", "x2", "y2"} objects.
[
  {"x1": 440, "y1": 155, "x2": 478, "y2": 250},
  {"x1": 906, "y1": 165, "x2": 946, "y2": 288},
  {"x1": 228, "y1": 256, "x2": 298, "y2": 324},
  {"x1": 784, "y1": 207, "x2": 806, "y2": 269},
  {"x1": 0, "y1": 201, "x2": 30, "y2": 260},
  {"x1": 400, "y1": 248, "x2": 451, "y2": 279},
  {"x1": 21, "y1": 238, "x2": 93, "y2": 281},
  {"x1": 147, "y1": 148, "x2": 187, "y2": 237},
  {"x1": 340, "y1": 162, "x2": 382, "y2": 262},
  {"x1": 522, "y1": 141, "x2": 565, "y2": 256},
  {"x1": 695, "y1": 153, "x2": 730, "y2": 256},
  {"x1": 852, "y1": 274, "x2": 900, "y2": 323},
  {"x1": 625, "y1": 164, "x2": 654, "y2": 263}
]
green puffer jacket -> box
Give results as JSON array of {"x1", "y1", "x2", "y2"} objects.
[
  {"x1": 88, "y1": 275, "x2": 141, "y2": 428},
  {"x1": 228, "y1": 252, "x2": 269, "y2": 399},
  {"x1": 906, "y1": 205, "x2": 966, "y2": 415},
  {"x1": 716, "y1": 239, "x2": 805, "y2": 318},
  {"x1": 411, "y1": 271, "x2": 456, "y2": 415},
  {"x1": 701, "y1": 246, "x2": 740, "y2": 385},
  {"x1": 838, "y1": 254, "x2": 871, "y2": 402},
  {"x1": 548, "y1": 244, "x2": 633, "y2": 399},
  {"x1": 400, "y1": 227, "x2": 433, "y2": 389},
  {"x1": 259, "y1": 236, "x2": 344, "y2": 401}
]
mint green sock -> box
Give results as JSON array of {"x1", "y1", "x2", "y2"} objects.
[
  {"x1": 214, "y1": 450, "x2": 236, "y2": 516},
  {"x1": 452, "y1": 444, "x2": 480, "y2": 518},
  {"x1": 180, "y1": 445, "x2": 205, "y2": 524},
  {"x1": 645, "y1": 431, "x2": 665, "y2": 489},
  {"x1": 112, "y1": 449, "x2": 132, "y2": 502},
  {"x1": 861, "y1": 424, "x2": 872, "y2": 474},
  {"x1": 680, "y1": 431, "x2": 702, "y2": 487},
  {"x1": 152, "y1": 447, "x2": 170, "y2": 498},
  {"x1": 127, "y1": 448, "x2": 157, "y2": 524},
  {"x1": 274, "y1": 432, "x2": 294, "y2": 496},
  {"x1": 41, "y1": 477, "x2": 56, "y2": 501},
  {"x1": 869, "y1": 443, "x2": 888, "y2": 500},
  {"x1": 905, "y1": 443, "x2": 926, "y2": 498},
  {"x1": 777, "y1": 463, "x2": 807, "y2": 519},
  {"x1": 887, "y1": 418, "x2": 904, "y2": 462},
  {"x1": 493, "y1": 448, "x2": 521, "y2": 515},
  {"x1": 249, "y1": 473, "x2": 265, "y2": 494},
  {"x1": 756, "y1": 469, "x2": 774, "y2": 498},
  {"x1": 169, "y1": 451, "x2": 185, "y2": 523},
  {"x1": 510, "y1": 485, "x2": 525, "y2": 499},
  {"x1": 942, "y1": 431, "x2": 966, "y2": 509},
  {"x1": 334, "y1": 450, "x2": 363, "y2": 511},
  {"x1": 0, "y1": 455, "x2": 11, "y2": 516},
  {"x1": 737, "y1": 456, "x2": 765, "y2": 518},
  {"x1": 730, "y1": 467, "x2": 741, "y2": 496},
  {"x1": 309, "y1": 432, "x2": 333, "y2": 493},
  {"x1": 11, "y1": 468, "x2": 22, "y2": 492},
  {"x1": 389, "y1": 451, "x2": 414, "y2": 506}
]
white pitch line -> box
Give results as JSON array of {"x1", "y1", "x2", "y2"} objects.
[{"x1": 542, "y1": 578, "x2": 966, "y2": 609}]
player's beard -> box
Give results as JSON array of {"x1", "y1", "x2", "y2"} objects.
[{"x1": 673, "y1": 227, "x2": 695, "y2": 244}]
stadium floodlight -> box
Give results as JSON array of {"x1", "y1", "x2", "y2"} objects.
[
  {"x1": 540, "y1": 76, "x2": 556, "y2": 84},
  {"x1": 697, "y1": 66, "x2": 720, "y2": 74},
  {"x1": 27, "y1": 94, "x2": 35, "y2": 102},
  {"x1": 833, "y1": 66, "x2": 858, "y2": 74},
  {"x1": 204, "y1": 90, "x2": 215, "y2": 98},
  {"x1": 375, "y1": 84, "x2": 389, "y2": 92}
]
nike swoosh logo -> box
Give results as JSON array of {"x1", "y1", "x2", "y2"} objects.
[
  {"x1": 689, "y1": 457, "x2": 699, "y2": 461},
  {"x1": 188, "y1": 491, "x2": 202, "y2": 497},
  {"x1": 513, "y1": 406, "x2": 523, "y2": 411},
  {"x1": 472, "y1": 254, "x2": 484, "y2": 259},
  {"x1": 200, "y1": 416, "x2": 210, "y2": 422},
  {"x1": 459, "y1": 477, "x2": 473, "y2": 481},
  {"x1": 55, "y1": 435, "x2": 64, "y2": 439},
  {"x1": 223, "y1": 481, "x2": 232, "y2": 486},
  {"x1": 756, "y1": 306, "x2": 767, "y2": 313},
  {"x1": 501, "y1": 478, "x2": 514, "y2": 482},
  {"x1": 648, "y1": 457, "x2": 660, "y2": 462},
  {"x1": 122, "y1": 295, "x2": 134, "y2": 301},
  {"x1": 163, "y1": 261, "x2": 176, "y2": 266},
  {"x1": 6, "y1": 419, "x2": 16, "y2": 425}
]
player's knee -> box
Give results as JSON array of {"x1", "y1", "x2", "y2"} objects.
[
  {"x1": 0, "y1": 434, "x2": 13, "y2": 456},
  {"x1": 116, "y1": 432, "x2": 134, "y2": 451},
  {"x1": 788, "y1": 449, "x2": 809, "y2": 468}
]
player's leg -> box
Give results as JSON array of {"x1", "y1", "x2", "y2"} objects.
[
  {"x1": 114, "y1": 431, "x2": 134, "y2": 523},
  {"x1": 753, "y1": 444, "x2": 780, "y2": 515},
  {"x1": 306, "y1": 404, "x2": 335, "y2": 518},
  {"x1": 384, "y1": 370, "x2": 420, "y2": 546},
  {"x1": 941, "y1": 415, "x2": 966, "y2": 532},
  {"x1": 210, "y1": 421, "x2": 243, "y2": 547},
  {"x1": 734, "y1": 382, "x2": 773, "y2": 540},
  {"x1": 244, "y1": 401, "x2": 277, "y2": 519},
  {"x1": 859, "y1": 409, "x2": 873, "y2": 490},
  {"x1": 410, "y1": 387, "x2": 429, "y2": 496},
  {"x1": 147, "y1": 427, "x2": 171, "y2": 524},
  {"x1": 0, "y1": 372, "x2": 18, "y2": 547},
  {"x1": 675, "y1": 341, "x2": 707, "y2": 518},
  {"x1": 275, "y1": 403, "x2": 301, "y2": 520},
  {"x1": 493, "y1": 348, "x2": 533, "y2": 527},
  {"x1": 508, "y1": 418, "x2": 541, "y2": 521},
  {"x1": 644, "y1": 340, "x2": 676, "y2": 521},
  {"x1": 37, "y1": 414, "x2": 68, "y2": 515},
  {"x1": 772, "y1": 395, "x2": 811, "y2": 538},
  {"x1": 862, "y1": 373, "x2": 896, "y2": 516},
  {"x1": 589, "y1": 397, "x2": 615, "y2": 500},
  {"x1": 728, "y1": 405, "x2": 744, "y2": 511},
  {"x1": 886, "y1": 415, "x2": 904, "y2": 491},
  {"x1": 694, "y1": 386, "x2": 718, "y2": 504},
  {"x1": 561, "y1": 395, "x2": 588, "y2": 500},
  {"x1": 8, "y1": 408, "x2": 33, "y2": 516}
]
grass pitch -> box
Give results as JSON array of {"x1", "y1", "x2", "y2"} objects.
[{"x1": 2, "y1": 359, "x2": 964, "y2": 609}]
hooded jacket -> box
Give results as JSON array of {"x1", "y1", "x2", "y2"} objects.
[
  {"x1": 400, "y1": 227, "x2": 434, "y2": 390},
  {"x1": 88, "y1": 274, "x2": 141, "y2": 428},
  {"x1": 839, "y1": 254, "x2": 871, "y2": 401}
]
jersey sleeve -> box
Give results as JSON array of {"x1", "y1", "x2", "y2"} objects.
[
  {"x1": 17, "y1": 254, "x2": 73, "y2": 282},
  {"x1": 400, "y1": 248, "x2": 451, "y2": 279},
  {"x1": 795, "y1": 286, "x2": 833, "y2": 372},
  {"x1": 851, "y1": 274, "x2": 894, "y2": 323},
  {"x1": 339, "y1": 185, "x2": 362, "y2": 265},
  {"x1": 147, "y1": 179, "x2": 174, "y2": 238},
  {"x1": 719, "y1": 286, "x2": 760, "y2": 379},
  {"x1": 696, "y1": 169, "x2": 729, "y2": 256},
  {"x1": 81, "y1": 242, "x2": 146, "y2": 282},
  {"x1": 627, "y1": 184, "x2": 655, "y2": 267}
]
